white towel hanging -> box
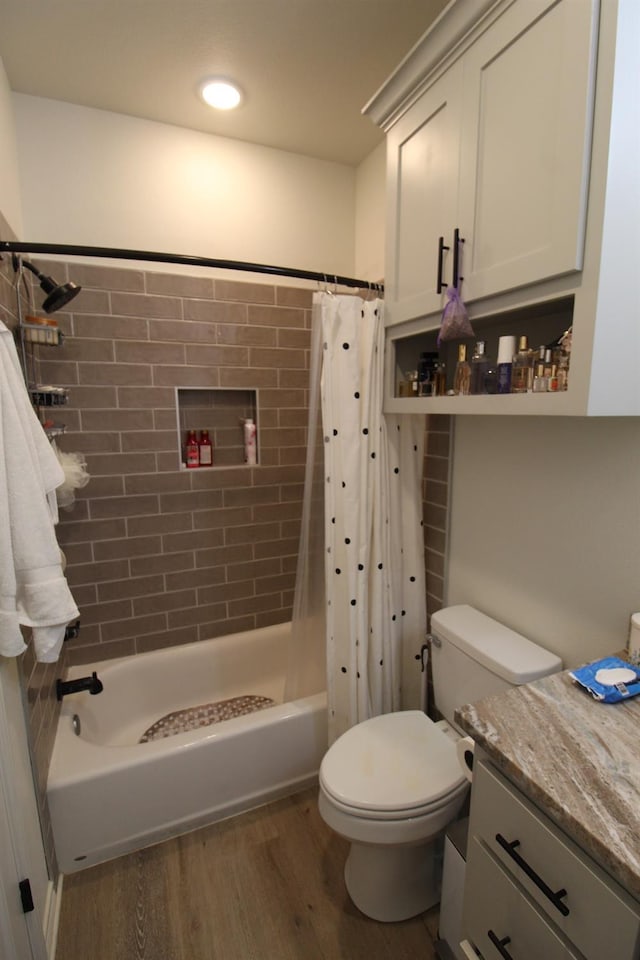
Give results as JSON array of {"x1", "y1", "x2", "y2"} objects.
[{"x1": 0, "y1": 320, "x2": 79, "y2": 661}]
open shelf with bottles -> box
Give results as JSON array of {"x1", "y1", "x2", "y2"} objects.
[
  {"x1": 176, "y1": 388, "x2": 258, "y2": 469},
  {"x1": 385, "y1": 295, "x2": 576, "y2": 415}
]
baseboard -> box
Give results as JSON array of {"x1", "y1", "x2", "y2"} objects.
[{"x1": 43, "y1": 875, "x2": 63, "y2": 960}]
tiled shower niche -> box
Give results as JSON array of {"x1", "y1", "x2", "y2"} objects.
[{"x1": 177, "y1": 388, "x2": 257, "y2": 468}]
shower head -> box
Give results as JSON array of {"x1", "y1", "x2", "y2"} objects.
[
  {"x1": 40, "y1": 277, "x2": 82, "y2": 314},
  {"x1": 21, "y1": 258, "x2": 82, "y2": 314}
]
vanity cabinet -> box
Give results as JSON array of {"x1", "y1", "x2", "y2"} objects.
[
  {"x1": 364, "y1": 0, "x2": 640, "y2": 416},
  {"x1": 461, "y1": 758, "x2": 640, "y2": 960}
]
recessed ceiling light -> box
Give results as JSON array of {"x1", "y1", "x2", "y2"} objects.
[{"x1": 199, "y1": 79, "x2": 243, "y2": 111}]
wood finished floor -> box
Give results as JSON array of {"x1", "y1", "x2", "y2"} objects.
[{"x1": 56, "y1": 787, "x2": 440, "y2": 960}]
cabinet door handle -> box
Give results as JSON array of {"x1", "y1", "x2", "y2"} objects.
[
  {"x1": 495, "y1": 833, "x2": 570, "y2": 917},
  {"x1": 488, "y1": 930, "x2": 513, "y2": 959},
  {"x1": 452, "y1": 227, "x2": 465, "y2": 289},
  {"x1": 437, "y1": 236, "x2": 450, "y2": 293}
]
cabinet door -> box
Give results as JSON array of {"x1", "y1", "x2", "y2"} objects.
[
  {"x1": 0, "y1": 659, "x2": 49, "y2": 960},
  {"x1": 385, "y1": 60, "x2": 463, "y2": 327},
  {"x1": 457, "y1": 0, "x2": 599, "y2": 303},
  {"x1": 464, "y1": 837, "x2": 583, "y2": 960}
]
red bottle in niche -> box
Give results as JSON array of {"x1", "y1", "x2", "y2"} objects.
[
  {"x1": 198, "y1": 430, "x2": 213, "y2": 467},
  {"x1": 185, "y1": 430, "x2": 199, "y2": 469}
]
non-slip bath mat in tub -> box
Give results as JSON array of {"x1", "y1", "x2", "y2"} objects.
[{"x1": 139, "y1": 694, "x2": 274, "y2": 743}]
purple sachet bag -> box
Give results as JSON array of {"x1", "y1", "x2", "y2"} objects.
[{"x1": 437, "y1": 286, "x2": 474, "y2": 345}]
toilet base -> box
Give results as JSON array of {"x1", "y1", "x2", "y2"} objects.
[{"x1": 344, "y1": 835, "x2": 444, "y2": 922}]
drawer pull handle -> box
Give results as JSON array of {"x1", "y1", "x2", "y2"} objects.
[
  {"x1": 437, "y1": 236, "x2": 450, "y2": 293},
  {"x1": 495, "y1": 833, "x2": 570, "y2": 917},
  {"x1": 488, "y1": 930, "x2": 513, "y2": 959}
]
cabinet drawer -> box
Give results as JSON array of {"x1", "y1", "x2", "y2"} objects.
[
  {"x1": 470, "y1": 760, "x2": 640, "y2": 960},
  {"x1": 464, "y1": 837, "x2": 581, "y2": 960}
]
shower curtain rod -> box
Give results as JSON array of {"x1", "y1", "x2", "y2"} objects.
[{"x1": 0, "y1": 241, "x2": 383, "y2": 292}]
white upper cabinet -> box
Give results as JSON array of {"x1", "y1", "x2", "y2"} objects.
[
  {"x1": 457, "y1": 0, "x2": 597, "y2": 303},
  {"x1": 363, "y1": 0, "x2": 640, "y2": 415},
  {"x1": 387, "y1": 61, "x2": 463, "y2": 323},
  {"x1": 381, "y1": 0, "x2": 598, "y2": 326}
]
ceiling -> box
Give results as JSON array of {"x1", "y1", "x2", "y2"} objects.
[{"x1": 0, "y1": 0, "x2": 448, "y2": 167}]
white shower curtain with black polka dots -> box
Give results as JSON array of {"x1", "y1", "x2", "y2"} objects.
[{"x1": 319, "y1": 292, "x2": 426, "y2": 744}]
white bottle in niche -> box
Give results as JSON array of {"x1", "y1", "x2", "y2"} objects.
[{"x1": 243, "y1": 418, "x2": 257, "y2": 464}]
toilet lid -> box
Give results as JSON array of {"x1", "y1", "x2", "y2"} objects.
[{"x1": 320, "y1": 711, "x2": 466, "y2": 814}]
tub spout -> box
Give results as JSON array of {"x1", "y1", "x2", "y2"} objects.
[{"x1": 56, "y1": 671, "x2": 103, "y2": 701}]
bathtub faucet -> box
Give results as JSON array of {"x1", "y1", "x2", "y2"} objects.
[{"x1": 56, "y1": 671, "x2": 103, "y2": 701}]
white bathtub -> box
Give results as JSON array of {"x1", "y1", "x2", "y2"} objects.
[{"x1": 47, "y1": 622, "x2": 327, "y2": 873}]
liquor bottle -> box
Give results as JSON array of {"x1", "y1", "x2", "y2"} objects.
[
  {"x1": 453, "y1": 344, "x2": 471, "y2": 396},
  {"x1": 198, "y1": 429, "x2": 213, "y2": 467},
  {"x1": 470, "y1": 340, "x2": 491, "y2": 395},
  {"x1": 511, "y1": 335, "x2": 534, "y2": 393}
]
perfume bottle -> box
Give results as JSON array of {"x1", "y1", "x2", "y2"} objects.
[
  {"x1": 470, "y1": 340, "x2": 491, "y2": 395},
  {"x1": 433, "y1": 361, "x2": 447, "y2": 397},
  {"x1": 557, "y1": 353, "x2": 570, "y2": 391},
  {"x1": 511, "y1": 335, "x2": 534, "y2": 393},
  {"x1": 417, "y1": 352, "x2": 438, "y2": 397},
  {"x1": 483, "y1": 364, "x2": 498, "y2": 394},
  {"x1": 496, "y1": 335, "x2": 516, "y2": 394},
  {"x1": 453, "y1": 344, "x2": 471, "y2": 396},
  {"x1": 532, "y1": 357, "x2": 548, "y2": 393}
]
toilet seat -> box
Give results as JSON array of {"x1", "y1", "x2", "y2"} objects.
[
  {"x1": 319, "y1": 710, "x2": 467, "y2": 820},
  {"x1": 321, "y1": 782, "x2": 464, "y2": 822}
]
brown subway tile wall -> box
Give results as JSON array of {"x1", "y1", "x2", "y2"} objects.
[{"x1": 27, "y1": 261, "x2": 313, "y2": 664}]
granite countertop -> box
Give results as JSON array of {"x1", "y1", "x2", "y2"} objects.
[{"x1": 455, "y1": 659, "x2": 640, "y2": 903}]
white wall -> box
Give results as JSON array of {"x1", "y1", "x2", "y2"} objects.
[
  {"x1": 0, "y1": 57, "x2": 23, "y2": 237},
  {"x1": 13, "y1": 94, "x2": 360, "y2": 282},
  {"x1": 355, "y1": 141, "x2": 386, "y2": 282},
  {"x1": 447, "y1": 417, "x2": 640, "y2": 667}
]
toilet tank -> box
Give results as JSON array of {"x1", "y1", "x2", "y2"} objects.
[{"x1": 430, "y1": 605, "x2": 562, "y2": 728}]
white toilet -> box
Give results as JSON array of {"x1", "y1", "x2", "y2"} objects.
[{"x1": 318, "y1": 604, "x2": 562, "y2": 922}]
